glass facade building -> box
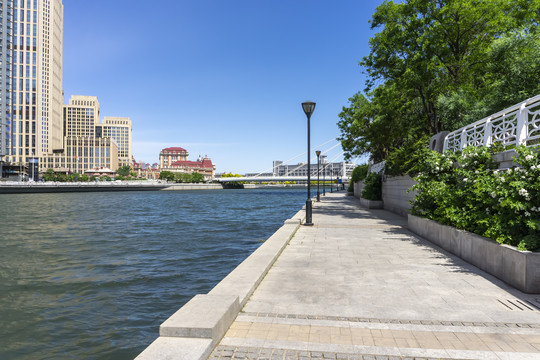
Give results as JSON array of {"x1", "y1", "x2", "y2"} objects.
[{"x1": 0, "y1": 0, "x2": 63, "y2": 168}]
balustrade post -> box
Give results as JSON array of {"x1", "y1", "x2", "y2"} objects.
[
  {"x1": 515, "y1": 103, "x2": 528, "y2": 146},
  {"x1": 460, "y1": 129, "x2": 467, "y2": 151},
  {"x1": 484, "y1": 117, "x2": 492, "y2": 147}
]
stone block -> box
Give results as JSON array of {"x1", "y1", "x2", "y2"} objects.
[
  {"x1": 160, "y1": 294, "x2": 239, "y2": 340},
  {"x1": 135, "y1": 337, "x2": 213, "y2": 360}
]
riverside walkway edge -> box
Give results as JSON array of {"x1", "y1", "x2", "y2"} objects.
[{"x1": 135, "y1": 206, "x2": 306, "y2": 360}]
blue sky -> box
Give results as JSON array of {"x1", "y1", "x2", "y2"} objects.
[{"x1": 63, "y1": 0, "x2": 383, "y2": 174}]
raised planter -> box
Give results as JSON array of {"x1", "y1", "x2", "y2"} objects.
[
  {"x1": 359, "y1": 197, "x2": 383, "y2": 209},
  {"x1": 408, "y1": 214, "x2": 540, "y2": 294}
]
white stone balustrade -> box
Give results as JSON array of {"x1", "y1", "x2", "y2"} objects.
[{"x1": 444, "y1": 94, "x2": 540, "y2": 151}]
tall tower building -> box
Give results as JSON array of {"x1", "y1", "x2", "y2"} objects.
[{"x1": 0, "y1": 0, "x2": 64, "y2": 167}]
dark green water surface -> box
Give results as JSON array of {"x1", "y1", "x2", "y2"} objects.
[{"x1": 0, "y1": 188, "x2": 305, "y2": 359}]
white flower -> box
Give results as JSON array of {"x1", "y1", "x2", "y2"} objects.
[
  {"x1": 475, "y1": 170, "x2": 479, "y2": 174},
  {"x1": 463, "y1": 178, "x2": 468, "y2": 182},
  {"x1": 507, "y1": 168, "x2": 512, "y2": 173},
  {"x1": 500, "y1": 177, "x2": 505, "y2": 182},
  {"x1": 525, "y1": 155, "x2": 534, "y2": 161},
  {"x1": 499, "y1": 197, "x2": 504, "y2": 203},
  {"x1": 494, "y1": 170, "x2": 500, "y2": 176},
  {"x1": 491, "y1": 192, "x2": 496, "y2": 198},
  {"x1": 537, "y1": 165, "x2": 540, "y2": 170},
  {"x1": 518, "y1": 188, "x2": 531, "y2": 201},
  {"x1": 435, "y1": 166, "x2": 440, "y2": 171},
  {"x1": 525, "y1": 211, "x2": 531, "y2": 217},
  {"x1": 531, "y1": 166, "x2": 536, "y2": 171}
]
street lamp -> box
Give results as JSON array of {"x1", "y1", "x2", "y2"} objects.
[
  {"x1": 323, "y1": 163, "x2": 326, "y2": 196},
  {"x1": 302, "y1": 101, "x2": 316, "y2": 226},
  {"x1": 315, "y1": 150, "x2": 321, "y2": 202}
]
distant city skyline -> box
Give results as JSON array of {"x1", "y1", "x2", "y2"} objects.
[{"x1": 62, "y1": 1, "x2": 382, "y2": 173}]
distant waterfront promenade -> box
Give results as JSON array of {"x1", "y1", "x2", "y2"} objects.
[
  {"x1": 0, "y1": 181, "x2": 222, "y2": 193},
  {"x1": 138, "y1": 192, "x2": 540, "y2": 360}
]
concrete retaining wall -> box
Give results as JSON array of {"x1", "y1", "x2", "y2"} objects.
[
  {"x1": 354, "y1": 175, "x2": 416, "y2": 216},
  {"x1": 136, "y1": 208, "x2": 305, "y2": 360},
  {"x1": 382, "y1": 175, "x2": 417, "y2": 217},
  {"x1": 353, "y1": 181, "x2": 365, "y2": 199},
  {"x1": 408, "y1": 215, "x2": 540, "y2": 294}
]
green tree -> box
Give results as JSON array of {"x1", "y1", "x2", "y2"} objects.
[
  {"x1": 339, "y1": 0, "x2": 540, "y2": 162},
  {"x1": 42, "y1": 169, "x2": 56, "y2": 182},
  {"x1": 116, "y1": 165, "x2": 132, "y2": 177},
  {"x1": 159, "y1": 171, "x2": 175, "y2": 182},
  {"x1": 175, "y1": 172, "x2": 192, "y2": 183},
  {"x1": 190, "y1": 172, "x2": 205, "y2": 183}
]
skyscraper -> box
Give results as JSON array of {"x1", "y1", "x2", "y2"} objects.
[{"x1": 0, "y1": 0, "x2": 64, "y2": 168}]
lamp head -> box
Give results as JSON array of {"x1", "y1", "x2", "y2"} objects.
[
  {"x1": 315, "y1": 150, "x2": 321, "y2": 157},
  {"x1": 301, "y1": 101, "x2": 316, "y2": 118}
]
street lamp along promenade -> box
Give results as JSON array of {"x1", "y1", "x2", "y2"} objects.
[
  {"x1": 316, "y1": 150, "x2": 321, "y2": 202},
  {"x1": 302, "y1": 101, "x2": 316, "y2": 226}
]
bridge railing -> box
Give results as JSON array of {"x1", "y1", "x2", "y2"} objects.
[{"x1": 443, "y1": 94, "x2": 540, "y2": 151}]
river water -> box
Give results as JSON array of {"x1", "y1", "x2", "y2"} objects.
[{"x1": 0, "y1": 188, "x2": 305, "y2": 360}]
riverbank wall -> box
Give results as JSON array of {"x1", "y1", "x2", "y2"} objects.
[
  {"x1": 0, "y1": 182, "x2": 223, "y2": 194},
  {"x1": 161, "y1": 183, "x2": 222, "y2": 191},
  {"x1": 135, "y1": 205, "x2": 307, "y2": 360}
]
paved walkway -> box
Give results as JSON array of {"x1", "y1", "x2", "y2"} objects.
[{"x1": 208, "y1": 193, "x2": 540, "y2": 360}]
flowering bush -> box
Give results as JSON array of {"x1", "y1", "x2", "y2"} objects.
[{"x1": 411, "y1": 145, "x2": 540, "y2": 251}]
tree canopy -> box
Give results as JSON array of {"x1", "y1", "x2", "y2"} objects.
[{"x1": 339, "y1": 0, "x2": 540, "y2": 165}]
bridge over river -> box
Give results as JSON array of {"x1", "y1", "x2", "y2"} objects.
[{"x1": 216, "y1": 176, "x2": 350, "y2": 183}]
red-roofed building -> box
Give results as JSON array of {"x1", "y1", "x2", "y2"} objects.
[
  {"x1": 160, "y1": 147, "x2": 189, "y2": 168},
  {"x1": 160, "y1": 147, "x2": 215, "y2": 179}
]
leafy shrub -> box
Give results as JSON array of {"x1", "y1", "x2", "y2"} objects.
[
  {"x1": 411, "y1": 145, "x2": 540, "y2": 251},
  {"x1": 361, "y1": 172, "x2": 382, "y2": 201},
  {"x1": 385, "y1": 136, "x2": 430, "y2": 176},
  {"x1": 348, "y1": 164, "x2": 369, "y2": 192},
  {"x1": 351, "y1": 164, "x2": 369, "y2": 182}
]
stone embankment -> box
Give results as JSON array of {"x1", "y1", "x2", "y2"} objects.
[
  {"x1": 0, "y1": 181, "x2": 222, "y2": 193},
  {"x1": 137, "y1": 192, "x2": 540, "y2": 360}
]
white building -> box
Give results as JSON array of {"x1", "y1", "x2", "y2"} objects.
[{"x1": 273, "y1": 156, "x2": 355, "y2": 179}]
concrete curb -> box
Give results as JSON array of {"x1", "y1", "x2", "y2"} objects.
[
  {"x1": 135, "y1": 208, "x2": 305, "y2": 359},
  {"x1": 408, "y1": 214, "x2": 540, "y2": 294}
]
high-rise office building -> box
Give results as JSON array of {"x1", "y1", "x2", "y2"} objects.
[
  {"x1": 44, "y1": 95, "x2": 120, "y2": 174},
  {"x1": 100, "y1": 117, "x2": 132, "y2": 168},
  {"x1": 0, "y1": 0, "x2": 64, "y2": 168}
]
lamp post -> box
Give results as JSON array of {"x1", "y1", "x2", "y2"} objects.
[
  {"x1": 301, "y1": 101, "x2": 316, "y2": 226},
  {"x1": 31, "y1": 153, "x2": 34, "y2": 182},
  {"x1": 315, "y1": 150, "x2": 321, "y2": 201},
  {"x1": 323, "y1": 163, "x2": 326, "y2": 196}
]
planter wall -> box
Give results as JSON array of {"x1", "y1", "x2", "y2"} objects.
[
  {"x1": 354, "y1": 175, "x2": 417, "y2": 216},
  {"x1": 408, "y1": 214, "x2": 540, "y2": 294},
  {"x1": 359, "y1": 198, "x2": 383, "y2": 209},
  {"x1": 353, "y1": 181, "x2": 365, "y2": 200}
]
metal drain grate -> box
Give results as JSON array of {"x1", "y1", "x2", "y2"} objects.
[{"x1": 498, "y1": 299, "x2": 539, "y2": 311}]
